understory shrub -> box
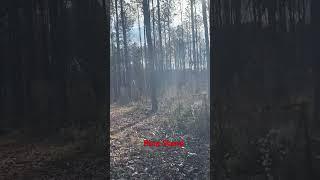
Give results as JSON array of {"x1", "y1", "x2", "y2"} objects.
[{"x1": 171, "y1": 97, "x2": 210, "y2": 140}]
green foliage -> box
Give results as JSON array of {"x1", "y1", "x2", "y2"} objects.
[{"x1": 171, "y1": 102, "x2": 193, "y2": 131}]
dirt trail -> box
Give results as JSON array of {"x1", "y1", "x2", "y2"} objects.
[{"x1": 110, "y1": 101, "x2": 210, "y2": 179}]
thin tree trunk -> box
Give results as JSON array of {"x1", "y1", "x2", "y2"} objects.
[
  {"x1": 152, "y1": 0, "x2": 156, "y2": 50},
  {"x1": 115, "y1": 0, "x2": 122, "y2": 100},
  {"x1": 164, "y1": 24, "x2": 167, "y2": 70},
  {"x1": 202, "y1": 0, "x2": 209, "y2": 97},
  {"x1": 143, "y1": 24, "x2": 148, "y2": 96},
  {"x1": 120, "y1": 0, "x2": 130, "y2": 99},
  {"x1": 195, "y1": 4, "x2": 199, "y2": 71},
  {"x1": 151, "y1": 0, "x2": 158, "y2": 73},
  {"x1": 137, "y1": 3, "x2": 143, "y2": 68},
  {"x1": 137, "y1": 2, "x2": 144, "y2": 99},
  {"x1": 157, "y1": 0, "x2": 163, "y2": 72},
  {"x1": 143, "y1": 0, "x2": 158, "y2": 112},
  {"x1": 202, "y1": 0, "x2": 209, "y2": 72},
  {"x1": 168, "y1": 14, "x2": 171, "y2": 70},
  {"x1": 188, "y1": 19, "x2": 192, "y2": 69},
  {"x1": 191, "y1": 0, "x2": 196, "y2": 71},
  {"x1": 181, "y1": 0, "x2": 185, "y2": 73}
]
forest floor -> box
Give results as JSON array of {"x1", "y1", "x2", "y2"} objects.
[
  {"x1": 110, "y1": 95, "x2": 210, "y2": 179},
  {"x1": 0, "y1": 91, "x2": 209, "y2": 179},
  {"x1": 0, "y1": 128, "x2": 107, "y2": 179}
]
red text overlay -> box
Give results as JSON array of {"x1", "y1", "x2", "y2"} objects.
[{"x1": 143, "y1": 139, "x2": 185, "y2": 147}]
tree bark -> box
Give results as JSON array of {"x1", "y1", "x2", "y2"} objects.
[
  {"x1": 191, "y1": 0, "x2": 196, "y2": 71},
  {"x1": 120, "y1": 0, "x2": 130, "y2": 99},
  {"x1": 115, "y1": 0, "x2": 121, "y2": 100},
  {"x1": 202, "y1": 0, "x2": 209, "y2": 95},
  {"x1": 143, "y1": 0, "x2": 158, "y2": 112},
  {"x1": 157, "y1": 0, "x2": 163, "y2": 71}
]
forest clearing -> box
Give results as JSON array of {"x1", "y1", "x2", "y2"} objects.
[{"x1": 110, "y1": 85, "x2": 210, "y2": 179}]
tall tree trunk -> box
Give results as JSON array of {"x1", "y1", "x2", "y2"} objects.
[
  {"x1": 115, "y1": 0, "x2": 121, "y2": 100},
  {"x1": 151, "y1": 0, "x2": 157, "y2": 73},
  {"x1": 188, "y1": 18, "x2": 192, "y2": 69},
  {"x1": 164, "y1": 24, "x2": 167, "y2": 70},
  {"x1": 152, "y1": 0, "x2": 156, "y2": 50},
  {"x1": 180, "y1": 0, "x2": 186, "y2": 75},
  {"x1": 143, "y1": 0, "x2": 158, "y2": 112},
  {"x1": 202, "y1": 0, "x2": 209, "y2": 95},
  {"x1": 144, "y1": 25, "x2": 148, "y2": 94},
  {"x1": 191, "y1": 0, "x2": 196, "y2": 71},
  {"x1": 137, "y1": 2, "x2": 144, "y2": 98},
  {"x1": 195, "y1": 4, "x2": 199, "y2": 71},
  {"x1": 137, "y1": 3, "x2": 143, "y2": 69},
  {"x1": 120, "y1": 0, "x2": 130, "y2": 99},
  {"x1": 157, "y1": 0, "x2": 163, "y2": 72},
  {"x1": 167, "y1": 13, "x2": 171, "y2": 70}
]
